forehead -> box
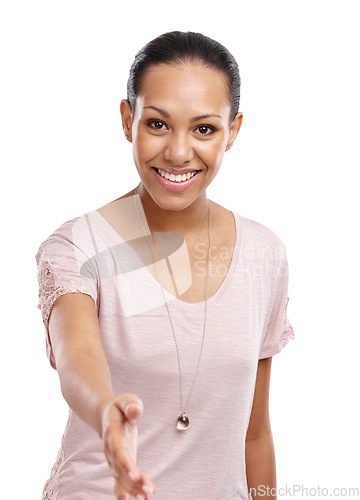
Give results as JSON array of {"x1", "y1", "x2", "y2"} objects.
[{"x1": 136, "y1": 63, "x2": 231, "y2": 116}]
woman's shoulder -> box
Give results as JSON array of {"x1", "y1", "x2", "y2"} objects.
[
  {"x1": 37, "y1": 190, "x2": 137, "y2": 255},
  {"x1": 36, "y1": 192, "x2": 139, "y2": 265},
  {"x1": 35, "y1": 209, "x2": 104, "y2": 270},
  {"x1": 231, "y1": 209, "x2": 287, "y2": 253},
  {"x1": 208, "y1": 200, "x2": 287, "y2": 253},
  {"x1": 95, "y1": 192, "x2": 135, "y2": 232},
  {"x1": 37, "y1": 211, "x2": 92, "y2": 248}
]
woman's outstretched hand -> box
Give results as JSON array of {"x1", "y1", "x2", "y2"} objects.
[{"x1": 100, "y1": 393, "x2": 156, "y2": 500}]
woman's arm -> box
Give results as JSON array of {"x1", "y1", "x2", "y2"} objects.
[
  {"x1": 48, "y1": 293, "x2": 155, "y2": 499},
  {"x1": 245, "y1": 357, "x2": 277, "y2": 499},
  {"x1": 48, "y1": 293, "x2": 116, "y2": 436}
]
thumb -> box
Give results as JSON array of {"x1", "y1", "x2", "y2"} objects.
[{"x1": 115, "y1": 393, "x2": 144, "y2": 425}]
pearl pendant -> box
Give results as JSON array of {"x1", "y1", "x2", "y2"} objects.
[{"x1": 176, "y1": 412, "x2": 190, "y2": 430}]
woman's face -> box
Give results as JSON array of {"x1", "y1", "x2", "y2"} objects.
[{"x1": 121, "y1": 62, "x2": 243, "y2": 211}]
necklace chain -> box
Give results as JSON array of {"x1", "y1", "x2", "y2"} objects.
[{"x1": 133, "y1": 185, "x2": 211, "y2": 428}]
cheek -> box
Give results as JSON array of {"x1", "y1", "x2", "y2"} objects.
[
  {"x1": 133, "y1": 130, "x2": 163, "y2": 163},
  {"x1": 197, "y1": 140, "x2": 226, "y2": 169}
]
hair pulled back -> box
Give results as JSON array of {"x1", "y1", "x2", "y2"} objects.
[{"x1": 127, "y1": 31, "x2": 241, "y2": 122}]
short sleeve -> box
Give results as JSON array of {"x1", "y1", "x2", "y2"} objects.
[
  {"x1": 259, "y1": 249, "x2": 295, "y2": 359},
  {"x1": 35, "y1": 230, "x2": 99, "y2": 370}
]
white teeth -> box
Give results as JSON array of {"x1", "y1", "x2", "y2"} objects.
[{"x1": 156, "y1": 168, "x2": 197, "y2": 182}]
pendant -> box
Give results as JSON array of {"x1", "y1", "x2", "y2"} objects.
[{"x1": 176, "y1": 412, "x2": 190, "y2": 430}]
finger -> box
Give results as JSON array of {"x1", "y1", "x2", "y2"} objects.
[
  {"x1": 114, "y1": 470, "x2": 154, "y2": 500},
  {"x1": 127, "y1": 469, "x2": 156, "y2": 497},
  {"x1": 105, "y1": 421, "x2": 137, "y2": 472},
  {"x1": 104, "y1": 395, "x2": 155, "y2": 496},
  {"x1": 114, "y1": 479, "x2": 127, "y2": 500},
  {"x1": 105, "y1": 433, "x2": 141, "y2": 490},
  {"x1": 124, "y1": 402, "x2": 142, "y2": 425},
  {"x1": 111, "y1": 461, "x2": 155, "y2": 498},
  {"x1": 114, "y1": 393, "x2": 144, "y2": 425}
]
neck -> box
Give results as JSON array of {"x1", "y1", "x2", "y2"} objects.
[{"x1": 135, "y1": 183, "x2": 210, "y2": 238}]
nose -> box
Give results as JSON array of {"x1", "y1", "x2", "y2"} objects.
[{"x1": 163, "y1": 132, "x2": 194, "y2": 165}]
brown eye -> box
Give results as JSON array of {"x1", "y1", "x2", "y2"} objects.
[
  {"x1": 148, "y1": 120, "x2": 167, "y2": 130},
  {"x1": 196, "y1": 125, "x2": 215, "y2": 135}
]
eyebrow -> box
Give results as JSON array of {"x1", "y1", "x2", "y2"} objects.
[{"x1": 143, "y1": 105, "x2": 222, "y2": 122}]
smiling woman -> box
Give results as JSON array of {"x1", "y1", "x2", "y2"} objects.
[
  {"x1": 121, "y1": 62, "x2": 242, "y2": 200},
  {"x1": 35, "y1": 31, "x2": 295, "y2": 500}
]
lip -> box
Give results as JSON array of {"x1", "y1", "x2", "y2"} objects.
[
  {"x1": 155, "y1": 167, "x2": 200, "y2": 175},
  {"x1": 152, "y1": 167, "x2": 201, "y2": 193}
]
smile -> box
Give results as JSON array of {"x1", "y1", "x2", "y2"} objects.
[
  {"x1": 152, "y1": 166, "x2": 202, "y2": 192},
  {"x1": 154, "y1": 167, "x2": 199, "y2": 183}
]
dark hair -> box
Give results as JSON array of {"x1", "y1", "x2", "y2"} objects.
[{"x1": 127, "y1": 31, "x2": 241, "y2": 122}]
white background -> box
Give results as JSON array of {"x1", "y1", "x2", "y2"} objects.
[{"x1": 1, "y1": 1, "x2": 359, "y2": 498}]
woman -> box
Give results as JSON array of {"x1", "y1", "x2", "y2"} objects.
[{"x1": 36, "y1": 31, "x2": 295, "y2": 500}]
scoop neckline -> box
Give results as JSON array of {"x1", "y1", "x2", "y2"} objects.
[{"x1": 89, "y1": 208, "x2": 242, "y2": 310}]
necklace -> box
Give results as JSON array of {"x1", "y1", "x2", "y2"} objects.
[{"x1": 133, "y1": 184, "x2": 211, "y2": 430}]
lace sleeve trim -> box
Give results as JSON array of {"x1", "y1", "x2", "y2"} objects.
[
  {"x1": 280, "y1": 315, "x2": 295, "y2": 345},
  {"x1": 260, "y1": 316, "x2": 295, "y2": 354},
  {"x1": 36, "y1": 246, "x2": 97, "y2": 329},
  {"x1": 40, "y1": 284, "x2": 96, "y2": 330},
  {"x1": 260, "y1": 297, "x2": 295, "y2": 355},
  {"x1": 41, "y1": 444, "x2": 65, "y2": 499},
  {"x1": 280, "y1": 296, "x2": 295, "y2": 346},
  {"x1": 36, "y1": 245, "x2": 98, "y2": 369}
]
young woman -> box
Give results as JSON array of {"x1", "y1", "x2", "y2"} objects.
[{"x1": 36, "y1": 31, "x2": 295, "y2": 500}]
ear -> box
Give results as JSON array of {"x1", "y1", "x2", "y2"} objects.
[
  {"x1": 226, "y1": 112, "x2": 243, "y2": 151},
  {"x1": 120, "y1": 99, "x2": 133, "y2": 142}
]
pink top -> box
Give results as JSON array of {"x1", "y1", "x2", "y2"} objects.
[{"x1": 35, "y1": 206, "x2": 295, "y2": 500}]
